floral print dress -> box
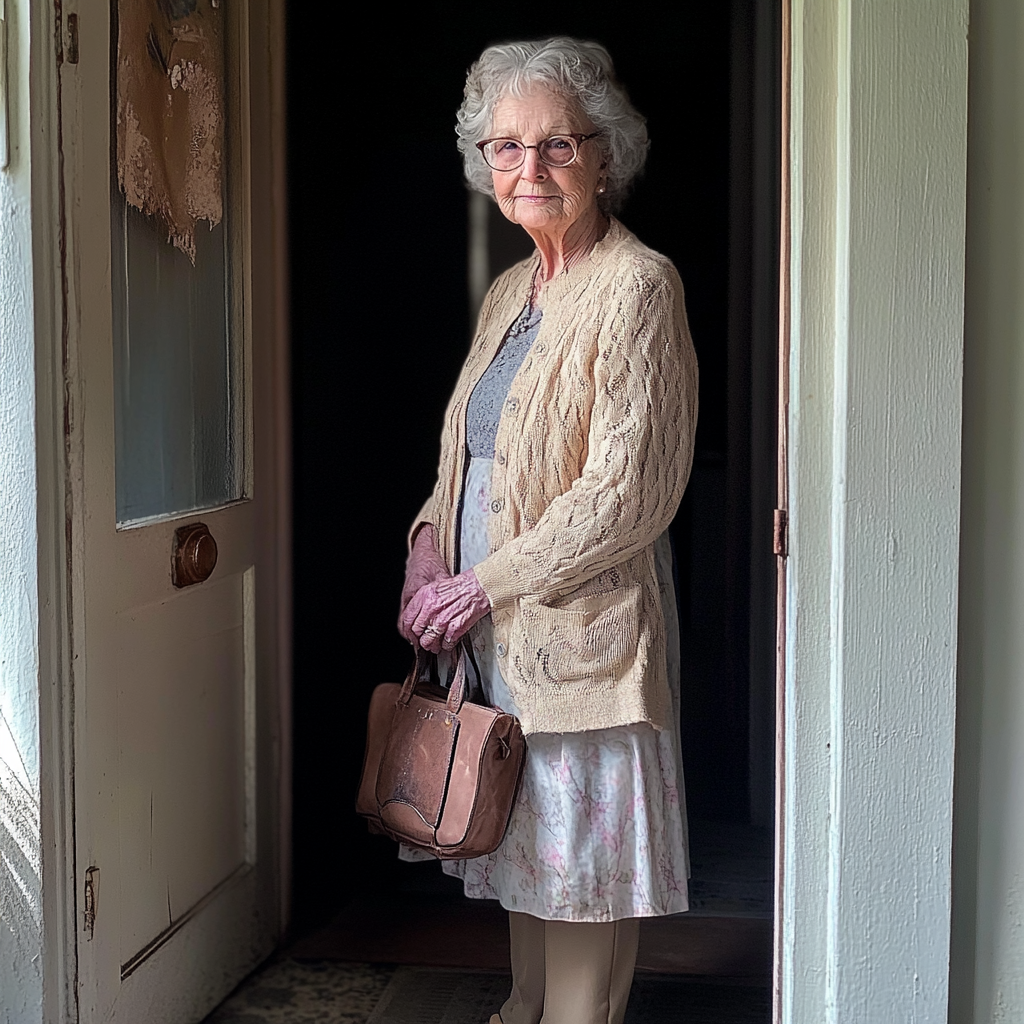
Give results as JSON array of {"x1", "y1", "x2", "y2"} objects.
[{"x1": 404, "y1": 303, "x2": 690, "y2": 923}]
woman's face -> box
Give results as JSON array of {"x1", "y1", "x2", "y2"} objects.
[{"x1": 488, "y1": 87, "x2": 607, "y2": 235}]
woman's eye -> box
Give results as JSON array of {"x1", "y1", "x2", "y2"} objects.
[
  {"x1": 497, "y1": 140, "x2": 522, "y2": 154},
  {"x1": 546, "y1": 138, "x2": 571, "y2": 150}
]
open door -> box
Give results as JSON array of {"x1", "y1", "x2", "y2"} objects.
[{"x1": 62, "y1": 2, "x2": 288, "y2": 1020}]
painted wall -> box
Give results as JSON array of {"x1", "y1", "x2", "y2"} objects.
[
  {"x1": 950, "y1": 2, "x2": 1024, "y2": 1021},
  {"x1": 0, "y1": 0, "x2": 43, "y2": 1021}
]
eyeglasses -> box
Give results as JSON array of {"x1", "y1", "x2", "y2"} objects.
[{"x1": 475, "y1": 132, "x2": 602, "y2": 172}]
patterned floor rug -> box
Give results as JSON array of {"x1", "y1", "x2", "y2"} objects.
[{"x1": 201, "y1": 960, "x2": 393, "y2": 1024}]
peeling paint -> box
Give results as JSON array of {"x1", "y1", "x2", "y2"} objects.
[{"x1": 115, "y1": 0, "x2": 224, "y2": 262}]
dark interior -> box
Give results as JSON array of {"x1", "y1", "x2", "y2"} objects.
[{"x1": 287, "y1": 0, "x2": 780, "y2": 948}]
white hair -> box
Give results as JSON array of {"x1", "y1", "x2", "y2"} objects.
[{"x1": 455, "y1": 37, "x2": 649, "y2": 214}]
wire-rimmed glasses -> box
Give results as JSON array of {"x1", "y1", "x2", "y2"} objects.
[{"x1": 475, "y1": 132, "x2": 602, "y2": 172}]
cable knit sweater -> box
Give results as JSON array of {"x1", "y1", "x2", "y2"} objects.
[{"x1": 414, "y1": 218, "x2": 698, "y2": 735}]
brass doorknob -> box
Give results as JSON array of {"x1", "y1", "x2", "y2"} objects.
[{"x1": 173, "y1": 522, "x2": 218, "y2": 587}]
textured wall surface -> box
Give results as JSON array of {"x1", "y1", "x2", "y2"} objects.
[
  {"x1": 950, "y1": 2, "x2": 1024, "y2": 1021},
  {"x1": 0, "y1": 0, "x2": 42, "y2": 1021}
]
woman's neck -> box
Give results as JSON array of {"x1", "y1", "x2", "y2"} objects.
[{"x1": 529, "y1": 207, "x2": 610, "y2": 287}]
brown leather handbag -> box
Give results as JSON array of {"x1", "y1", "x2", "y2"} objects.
[{"x1": 356, "y1": 645, "x2": 526, "y2": 859}]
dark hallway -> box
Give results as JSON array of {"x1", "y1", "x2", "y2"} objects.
[{"x1": 281, "y1": 2, "x2": 780, "y2": 1018}]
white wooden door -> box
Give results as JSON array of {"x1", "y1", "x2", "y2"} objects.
[{"x1": 63, "y1": 2, "x2": 288, "y2": 1020}]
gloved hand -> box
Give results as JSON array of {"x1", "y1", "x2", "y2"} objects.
[
  {"x1": 402, "y1": 568, "x2": 492, "y2": 653},
  {"x1": 398, "y1": 524, "x2": 451, "y2": 644}
]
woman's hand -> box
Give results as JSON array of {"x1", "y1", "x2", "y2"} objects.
[
  {"x1": 398, "y1": 525, "x2": 451, "y2": 642},
  {"x1": 401, "y1": 570, "x2": 492, "y2": 653}
]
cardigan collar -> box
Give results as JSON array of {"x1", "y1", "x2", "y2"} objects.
[{"x1": 525, "y1": 217, "x2": 633, "y2": 308}]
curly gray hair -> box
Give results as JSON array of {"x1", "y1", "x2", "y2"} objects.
[{"x1": 456, "y1": 37, "x2": 649, "y2": 214}]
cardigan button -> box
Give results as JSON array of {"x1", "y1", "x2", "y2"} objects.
[
  {"x1": 495, "y1": 642, "x2": 507, "y2": 658},
  {"x1": 506, "y1": 397, "x2": 519, "y2": 412},
  {"x1": 496, "y1": 451, "x2": 506, "y2": 465},
  {"x1": 490, "y1": 499, "x2": 504, "y2": 514},
  {"x1": 535, "y1": 342, "x2": 546, "y2": 354}
]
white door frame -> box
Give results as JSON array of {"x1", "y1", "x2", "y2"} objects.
[
  {"x1": 12, "y1": 0, "x2": 966, "y2": 1020},
  {"x1": 779, "y1": 2, "x2": 968, "y2": 1021},
  {"x1": 28, "y1": 1, "x2": 76, "y2": 1022}
]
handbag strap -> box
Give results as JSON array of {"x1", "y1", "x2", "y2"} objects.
[
  {"x1": 398, "y1": 648, "x2": 429, "y2": 704},
  {"x1": 444, "y1": 645, "x2": 470, "y2": 714},
  {"x1": 398, "y1": 641, "x2": 471, "y2": 715}
]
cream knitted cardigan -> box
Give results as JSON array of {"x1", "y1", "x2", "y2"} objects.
[{"x1": 414, "y1": 218, "x2": 698, "y2": 735}]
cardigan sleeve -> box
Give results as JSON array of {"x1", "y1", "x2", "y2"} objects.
[
  {"x1": 406, "y1": 495, "x2": 435, "y2": 552},
  {"x1": 472, "y1": 263, "x2": 698, "y2": 610}
]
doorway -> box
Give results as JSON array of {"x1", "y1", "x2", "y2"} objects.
[{"x1": 288, "y1": 0, "x2": 780, "y2": 996}]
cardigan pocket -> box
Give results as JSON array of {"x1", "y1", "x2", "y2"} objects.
[{"x1": 531, "y1": 585, "x2": 642, "y2": 686}]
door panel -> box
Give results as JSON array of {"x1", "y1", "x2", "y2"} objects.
[
  {"x1": 65, "y1": 2, "x2": 285, "y2": 1020},
  {"x1": 115, "y1": 570, "x2": 251, "y2": 960}
]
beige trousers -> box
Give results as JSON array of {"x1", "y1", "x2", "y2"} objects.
[{"x1": 495, "y1": 912, "x2": 641, "y2": 1024}]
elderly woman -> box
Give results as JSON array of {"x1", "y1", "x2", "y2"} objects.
[{"x1": 398, "y1": 37, "x2": 698, "y2": 1024}]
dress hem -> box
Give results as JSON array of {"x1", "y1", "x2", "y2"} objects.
[{"x1": 465, "y1": 889, "x2": 691, "y2": 924}]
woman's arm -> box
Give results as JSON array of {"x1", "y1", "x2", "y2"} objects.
[{"x1": 474, "y1": 265, "x2": 698, "y2": 610}]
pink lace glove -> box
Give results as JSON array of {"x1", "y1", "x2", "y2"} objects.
[
  {"x1": 401, "y1": 570, "x2": 492, "y2": 653},
  {"x1": 398, "y1": 525, "x2": 451, "y2": 642}
]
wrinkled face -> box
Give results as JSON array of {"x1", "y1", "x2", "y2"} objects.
[{"x1": 487, "y1": 87, "x2": 607, "y2": 234}]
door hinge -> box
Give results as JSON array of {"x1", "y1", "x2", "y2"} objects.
[
  {"x1": 66, "y1": 13, "x2": 79, "y2": 64},
  {"x1": 83, "y1": 866, "x2": 99, "y2": 940},
  {"x1": 773, "y1": 508, "x2": 789, "y2": 558}
]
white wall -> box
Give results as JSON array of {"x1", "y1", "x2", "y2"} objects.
[
  {"x1": 0, "y1": 0, "x2": 43, "y2": 1019},
  {"x1": 949, "y1": 2, "x2": 1024, "y2": 1021}
]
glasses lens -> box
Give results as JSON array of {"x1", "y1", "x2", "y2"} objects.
[
  {"x1": 539, "y1": 136, "x2": 578, "y2": 166},
  {"x1": 484, "y1": 139, "x2": 525, "y2": 170}
]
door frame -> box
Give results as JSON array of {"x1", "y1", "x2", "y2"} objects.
[
  {"x1": 777, "y1": 1, "x2": 968, "y2": 1021},
  {"x1": 16, "y1": 0, "x2": 966, "y2": 1020}
]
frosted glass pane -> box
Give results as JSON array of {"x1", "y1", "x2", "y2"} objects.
[{"x1": 112, "y1": 201, "x2": 241, "y2": 527}]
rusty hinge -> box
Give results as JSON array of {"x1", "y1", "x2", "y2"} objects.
[
  {"x1": 773, "y1": 508, "x2": 789, "y2": 558},
  {"x1": 83, "y1": 866, "x2": 99, "y2": 940},
  {"x1": 66, "y1": 13, "x2": 79, "y2": 64}
]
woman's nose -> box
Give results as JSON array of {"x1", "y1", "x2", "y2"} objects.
[{"x1": 521, "y1": 147, "x2": 547, "y2": 181}]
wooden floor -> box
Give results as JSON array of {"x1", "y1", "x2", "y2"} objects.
[{"x1": 289, "y1": 894, "x2": 771, "y2": 986}]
